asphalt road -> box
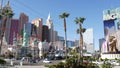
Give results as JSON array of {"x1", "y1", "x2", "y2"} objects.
[
  {"x1": 11, "y1": 59, "x2": 63, "y2": 66},
  {"x1": 9, "y1": 60, "x2": 120, "y2": 68},
  {"x1": 13, "y1": 59, "x2": 63, "y2": 68}
]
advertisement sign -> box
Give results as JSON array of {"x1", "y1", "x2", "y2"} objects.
[
  {"x1": 104, "y1": 20, "x2": 115, "y2": 36},
  {"x1": 103, "y1": 8, "x2": 120, "y2": 20}
]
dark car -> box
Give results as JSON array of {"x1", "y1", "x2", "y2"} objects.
[{"x1": 47, "y1": 52, "x2": 55, "y2": 60}]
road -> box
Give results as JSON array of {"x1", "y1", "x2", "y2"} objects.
[
  {"x1": 15, "y1": 64, "x2": 120, "y2": 68},
  {"x1": 114, "y1": 66, "x2": 120, "y2": 68},
  {"x1": 11, "y1": 59, "x2": 63, "y2": 68},
  {"x1": 9, "y1": 60, "x2": 120, "y2": 68},
  {"x1": 15, "y1": 66, "x2": 47, "y2": 68},
  {"x1": 99, "y1": 64, "x2": 120, "y2": 68}
]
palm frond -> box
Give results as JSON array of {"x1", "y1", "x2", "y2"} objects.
[
  {"x1": 76, "y1": 28, "x2": 86, "y2": 34},
  {"x1": 74, "y1": 17, "x2": 86, "y2": 24},
  {"x1": 74, "y1": 17, "x2": 79, "y2": 24},
  {"x1": 76, "y1": 29, "x2": 80, "y2": 34},
  {"x1": 82, "y1": 28, "x2": 86, "y2": 33},
  {"x1": 2, "y1": 9, "x2": 14, "y2": 18},
  {"x1": 79, "y1": 17, "x2": 85, "y2": 24},
  {"x1": 59, "y1": 12, "x2": 70, "y2": 19}
]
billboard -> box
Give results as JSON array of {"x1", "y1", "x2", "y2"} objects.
[
  {"x1": 103, "y1": 8, "x2": 120, "y2": 36},
  {"x1": 103, "y1": 8, "x2": 120, "y2": 21},
  {"x1": 104, "y1": 20, "x2": 115, "y2": 36}
]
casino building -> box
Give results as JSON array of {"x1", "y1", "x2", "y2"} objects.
[{"x1": 101, "y1": 8, "x2": 120, "y2": 59}]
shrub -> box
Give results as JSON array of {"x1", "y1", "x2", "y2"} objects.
[
  {"x1": 0, "y1": 58, "x2": 6, "y2": 65},
  {"x1": 44, "y1": 65, "x2": 50, "y2": 67},
  {"x1": 56, "y1": 62, "x2": 64, "y2": 68},
  {"x1": 102, "y1": 62, "x2": 114, "y2": 68},
  {"x1": 48, "y1": 56, "x2": 100, "y2": 68},
  {"x1": 48, "y1": 65, "x2": 56, "y2": 68}
]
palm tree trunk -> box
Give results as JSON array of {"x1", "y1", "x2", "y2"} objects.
[
  {"x1": 79, "y1": 23, "x2": 83, "y2": 59},
  {"x1": 0, "y1": 35, "x2": 3, "y2": 54},
  {"x1": 65, "y1": 30, "x2": 67, "y2": 59},
  {"x1": 64, "y1": 18, "x2": 67, "y2": 59}
]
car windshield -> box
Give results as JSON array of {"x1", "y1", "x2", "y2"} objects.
[{"x1": 55, "y1": 51, "x2": 59, "y2": 54}]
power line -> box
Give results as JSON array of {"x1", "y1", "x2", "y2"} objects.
[
  {"x1": 12, "y1": 0, "x2": 64, "y2": 28},
  {"x1": 11, "y1": 1, "x2": 41, "y2": 18},
  {"x1": 11, "y1": 0, "x2": 71, "y2": 36},
  {"x1": 11, "y1": 2, "x2": 39, "y2": 19},
  {"x1": 13, "y1": 0, "x2": 45, "y2": 18}
]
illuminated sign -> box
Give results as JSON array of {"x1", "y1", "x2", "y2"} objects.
[{"x1": 103, "y1": 8, "x2": 120, "y2": 20}]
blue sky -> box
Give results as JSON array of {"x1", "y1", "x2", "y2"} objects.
[{"x1": 2, "y1": 0, "x2": 120, "y2": 50}]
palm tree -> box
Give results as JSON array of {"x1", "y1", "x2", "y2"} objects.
[
  {"x1": 59, "y1": 12, "x2": 70, "y2": 59},
  {"x1": 0, "y1": 3, "x2": 14, "y2": 54},
  {"x1": 74, "y1": 17, "x2": 86, "y2": 60}
]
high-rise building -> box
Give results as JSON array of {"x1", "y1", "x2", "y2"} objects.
[
  {"x1": 67, "y1": 40, "x2": 75, "y2": 47},
  {"x1": 42, "y1": 25, "x2": 49, "y2": 42},
  {"x1": 58, "y1": 36, "x2": 64, "y2": 41},
  {"x1": 74, "y1": 40, "x2": 79, "y2": 47},
  {"x1": 31, "y1": 18, "x2": 42, "y2": 41},
  {"x1": 83, "y1": 28, "x2": 94, "y2": 53},
  {"x1": 1, "y1": 1, "x2": 12, "y2": 44},
  {"x1": 19, "y1": 13, "x2": 29, "y2": 36},
  {"x1": 46, "y1": 13, "x2": 54, "y2": 42},
  {"x1": 53, "y1": 31, "x2": 58, "y2": 42},
  {"x1": 22, "y1": 23, "x2": 31, "y2": 47},
  {"x1": 4, "y1": 17, "x2": 11, "y2": 44},
  {"x1": 9, "y1": 19, "x2": 19, "y2": 45},
  {"x1": 99, "y1": 38, "x2": 105, "y2": 52}
]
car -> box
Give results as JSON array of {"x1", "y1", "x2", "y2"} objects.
[
  {"x1": 43, "y1": 58, "x2": 51, "y2": 63},
  {"x1": 92, "y1": 61, "x2": 103, "y2": 65},
  {"x1": 21, "y1": 57, "x2": 25, "y2": 61},
  {"x1": 55, "y1": 50, "x2": 65, "y2": 59},
  {"x1": 61, "y1": 60, "x2": 66, "y2": 63},
  {"x1": 4, "y1": 59, "x2": 11, "y2": 63},
  {"x1": 47, "y1": 52, "x2": 55, "y2": 60},
  {"x1": 109, "y1": 60, "x2": 120, "y2": 65}
]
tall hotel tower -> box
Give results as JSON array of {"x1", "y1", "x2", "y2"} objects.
[
  {"x1": 42, "y1": 25, "x2": 49, "y2": 42},
  {"x1": 31, "y1": 18, "x2": 42, "y2": 41},
  {"x1": 19, "y1": 13, "x2": 29, "y2": 36},
  {"x1": 2, "y1": 1, "x2": 12, "y2": 44},
  {"x1": 9, "y1": 19, "x2": 19, "y2": 45},
  {"x1": 83, "y1": 28, "x2": 94, "y2": 53},
  {"x1": 46, "y1": 13, "x2": 54, "y2": 42}
]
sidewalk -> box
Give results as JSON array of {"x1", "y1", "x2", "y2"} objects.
[{"x1": 15, "y1": 66, "x2": 47, "y2": 68}]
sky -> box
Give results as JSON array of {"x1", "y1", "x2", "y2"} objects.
[{"x1": 2, "y1": 0, "x2": 120, "y2": 50}]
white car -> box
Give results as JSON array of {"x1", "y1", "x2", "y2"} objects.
[
  {"x1": 4, "y1": 59, "x2": 11, "y2": 62},
  {"x1": 43, "y1": 58, "x2": 51, "y2": 63},
  {"x1": 61, "y1": 60, "x2": 66, "y2": 63},
  {"x1": 92, "y1": 61, "x2": 103, "y2": 65},
  {"x1": 110, "y1": 61, "x2": 120, "y2": 65}
]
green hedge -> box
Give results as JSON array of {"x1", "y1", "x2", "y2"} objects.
[
  {"x1": 46, "y1": 57, "x2": 99, "y2": 68},
  {"x1": 0, "y1": 58, "x2": 6, "y2": 65}
]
